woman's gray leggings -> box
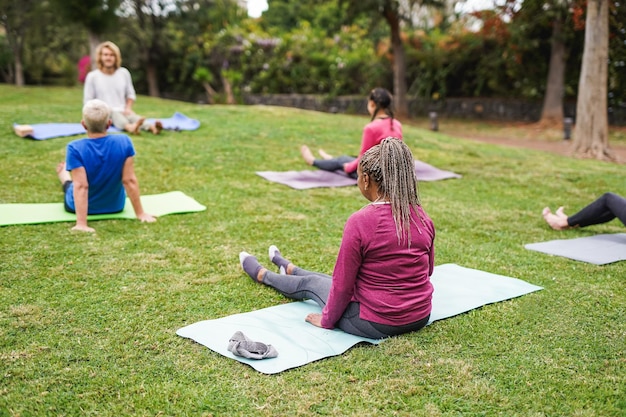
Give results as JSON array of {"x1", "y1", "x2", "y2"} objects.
[{"x1": 263, "y1": 267, "x2": 429, "y2": 339}]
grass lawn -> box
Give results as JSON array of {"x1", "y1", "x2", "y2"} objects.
[{"x1": 1, "y1": 85, "x2": 624, "y2": 416}]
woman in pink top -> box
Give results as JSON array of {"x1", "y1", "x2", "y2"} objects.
[
  {"x1": 240, "y1": 138, "x2": 435, "y2": 339},
  {"x1": 300, "y1": 88, "x2": 403, "y2": 179}
]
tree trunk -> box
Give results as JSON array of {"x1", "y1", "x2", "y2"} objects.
[
  {"x1": 221, "y1": 72, "x2": 235, "y2": 104},
  {"x1": 14, "y1": 53, "x2": 24, "y2": 86},
  {"x1": 4, "y1": 21, "x2": 25, "y2": 86},
  {"x1": 572, "y1": 0, "x2": 613, "y2": 161},
  {"x1": 88, "y1": 31, "x2": 100, "y2": 70},
  {"x1": 146, "y1": 61, "x2": 160, "y2": 97},
  {"x1": 539, "y1": 18, "x2": 566, "y2": 127},
  {"x1": 383, "y1": 6, "x2": 409, "y2": 119},
  {"x1": 202, "y1": 81, "x2": 216, "y2": 104}
]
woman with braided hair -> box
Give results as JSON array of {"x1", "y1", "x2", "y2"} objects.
[
  {"x1": 300, "y1": 88, "x2": 402, "y2": 179},
  {"x1": 240, "y1": 138, "x2": 435, "y2": 339}
]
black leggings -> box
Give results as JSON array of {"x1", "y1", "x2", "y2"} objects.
[
  {"x1": 312, "y1": 156, "x2": 358, "y2": 179},
  {"x1": 62, "y1": 180, "x2": 75, "y2": 213},
  {"x1": 568, "y1": 192, "x2": 626, "y2": 228}
]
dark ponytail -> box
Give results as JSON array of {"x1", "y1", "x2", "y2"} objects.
[{"x1": 369, "y1": 88, "x2": 396, "y2": 131}]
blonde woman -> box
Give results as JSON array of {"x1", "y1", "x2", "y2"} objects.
[{"x1": 84, "y1": 41, "x2": 161, "y2": 135}]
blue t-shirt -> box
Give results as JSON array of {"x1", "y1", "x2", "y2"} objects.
[{"x1": 64, "y1": 134, "x2": 136, "y2": 214}]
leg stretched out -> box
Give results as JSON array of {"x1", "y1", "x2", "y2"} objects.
[
  {"x1": 543, "y1": 193, "x2": 626, "y2": 230},
  {"x1": 239, "y1": 246, "x2": 428, "y2": 339}
]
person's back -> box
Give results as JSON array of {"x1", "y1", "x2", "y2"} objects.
[
  {"x1": 64, "y1": 133, "x2": 135, "y2": 214},
  {"x1": 342, "y1": 204, "x2": 435, "y2": 324},
  {"x1": 57, "y1": 98, "x2": 156, "y2": 232},
  {"x1": 339, "y1": 203, "x2": 434, "y2": 325}
]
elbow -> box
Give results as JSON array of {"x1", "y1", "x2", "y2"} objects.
[
  {"x1": 122, "y1": 176, "x2": 138, "y2": 187},
  {"x1": 74, "y1": 182, "x2": 89, "y2": 192}
]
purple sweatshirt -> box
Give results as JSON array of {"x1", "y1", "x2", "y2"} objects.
[{"x1": 321, "y1": 203, "x2": 435, "y2": 329}]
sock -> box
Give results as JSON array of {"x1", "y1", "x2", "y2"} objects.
[
  {"x1": 227, "y1": 331, "x2": 278, "y2": 360},
  {"x1": 239, "y1": 252, "x2": 265, "y2": 283},
  {"x1": 268, "y1": 245, "x2": 291, "y2": 272}
]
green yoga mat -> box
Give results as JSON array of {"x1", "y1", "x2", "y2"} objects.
[{"x1": 0, "y1": 191, "x2": 206, "y2": 226}]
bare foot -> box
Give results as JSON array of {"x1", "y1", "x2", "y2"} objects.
[
  {"x1": 318, "y1": 149, "x2": 333, "y2": 160},
  {"x1": 126, "y1": 117, "x2": 146, "y2": 134},
  {"x1": 150, "y1": 120, "x2": 163, "y2": 135},
  {"x1": 56, "y1": 162, "x2": 71, "y2": 184},
  {"x1": 542, "y1": 206, "x2": 569, "y2": 230},
  {"x1": 300, "y1": 145, "x2": 315, "y2": 165}
]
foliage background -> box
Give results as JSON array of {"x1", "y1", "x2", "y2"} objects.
[{"x1": 0, "y1": 0, "x2": 624, "y2": 109}]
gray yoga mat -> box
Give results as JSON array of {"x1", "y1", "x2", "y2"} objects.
[
  {"x1": 525, "y1": 233, "x2": 626, "y2": 265},
  {"x1": 177, "y1": 263, "x2": 542, "y2": 374},
  {"x1": 256, "y1": 160, "x2": 461, "y2": 190}
]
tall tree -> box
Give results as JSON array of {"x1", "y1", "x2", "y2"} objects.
[
  {"x1": 572, "y1": 0, "x2": 612, "y2": 160},
  {"x1": 538, "y1": 2, "x2": 572, "y2": 127},
  {"x1": 0, "y1": 0, "x2": 39, "y2": 85},
  {"x1": 50, "y1": 0, "x2": 121, "y2": 62},
  {"x1": 341, "y1": 0, "x2": 442, "y2": 119},
  {"x1": 119, "y1": 0, "x2": 170, "y2": 97}
]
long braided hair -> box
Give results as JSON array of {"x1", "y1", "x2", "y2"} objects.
[
  {"x1": 359, "y1": 137, "x2": 424, "y2": 245},
  {"x1": 369, "y1": 88, "x2": 397, "y2": 132}
]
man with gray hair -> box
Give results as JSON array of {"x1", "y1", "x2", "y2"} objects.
[{"x1": 56, "y1": 99, "x2": 156, "y2": 232}]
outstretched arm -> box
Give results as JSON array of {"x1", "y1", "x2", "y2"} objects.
[
  {"x1": 70, "y1": 167, "x2": 95, "y2": 232},
  {"x1": 122, "y1": 156, "x2": 156, "y2": 223}
]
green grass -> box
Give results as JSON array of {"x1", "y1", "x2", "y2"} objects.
[{"x1": 1, "y1": 85, "x2": 624, "y2": 417}]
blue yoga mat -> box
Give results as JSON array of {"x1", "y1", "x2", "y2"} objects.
[
  {"x1": 177, "y1": 263, "x2": 543, "y2": 374},
  {"x1": 14, "y1": 112, "x2": 200, "y2": 140}
]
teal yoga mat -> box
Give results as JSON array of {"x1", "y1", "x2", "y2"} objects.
[
  {"x1": 177, "y1": 263, "x2": 543, "y2": 374},
  {"x1": 0, "y1": 191, "x2": 206, "y2": 226}
]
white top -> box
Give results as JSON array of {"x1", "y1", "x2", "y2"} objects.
[{"x1": 83, "y1": 67, "x2": 136, "y2": 111}]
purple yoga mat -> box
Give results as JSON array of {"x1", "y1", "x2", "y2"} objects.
[{"x1": 257, "y1": 160, "x2": 461, "y2": 190}]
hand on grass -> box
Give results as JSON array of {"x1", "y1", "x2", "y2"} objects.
[
  {"x1": 137, "y1": 213, "x2": 157, "y2": 223},
  {"x1": 305, "y1": 313, "x2": 322, "y2": 328}
]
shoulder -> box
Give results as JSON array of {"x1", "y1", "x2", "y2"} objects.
[
  {"x1": 117, "y1": 67, "x2": 132, "y2": 76},
  {"x1": 107, "y1": 133, "x2": 134, "y2": 143},
  {"x1": 362, "y1": 120, "x2": 378, "y2": 134},
  {"x1": 67, "y1": 137, "x2": 89, "y2": 148},
  {"x1": 415, "y1": 205, "x2": 435, "y2": 230},
  {"x1": 346, "y1": 204, "x2": 378, "y2": 226}
]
